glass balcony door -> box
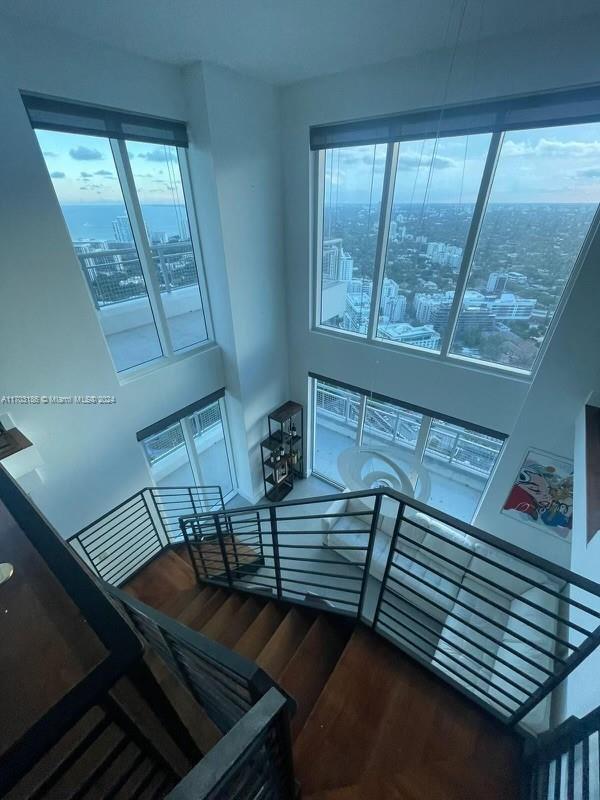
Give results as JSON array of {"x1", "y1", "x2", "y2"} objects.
[{"x1": 141, "y1": 399, "x2": 236, "y2": 506}]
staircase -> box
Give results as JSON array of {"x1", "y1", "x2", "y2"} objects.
[{"x1": 124, "y1": 546, "x2": 523, "y2": 800}]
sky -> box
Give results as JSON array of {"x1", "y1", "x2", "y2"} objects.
[
  {"x1": 35, "y1": 129, "x2": 186, "y2": 205},
  {"x1": 324, "y1": 121, "x2": 600, "y2": 205}
]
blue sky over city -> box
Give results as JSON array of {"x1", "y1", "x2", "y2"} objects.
[
  {"x1": 36, "y1": 129, "x2": 185, "y2": 205},
  {"x1": 325, "y1": 121, "x2": 600, "y2": 204}
]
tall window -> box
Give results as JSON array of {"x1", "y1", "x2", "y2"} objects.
[
  {"x1": 320, "y1": 145, "x2": 387, "y2": 335},
  {"x1": 314, "y1": 95, "x2": 600, "y2": 375},
  {"x1": 312, "y1": 377, "x2": 504, "y2": 522},
  {"x1": 140, "y1": 397, "x2": 235, "y2": 501},
  {"x1": 30, "y1": 100, "x2": 210, "y2": 374}
]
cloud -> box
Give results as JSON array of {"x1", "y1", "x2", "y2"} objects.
[
  {"x1": 138, "y1": 148, "x2": 175, "y2": 163},
  {"x1": 50, "y1": 171, "x2": 66, "y2": 178},
  {"x1": 398, "y1": 152, "x2": 457, "y2": 170},
  {"x1": 135, "y1": 173, "x2": 154, "y2": 178},
  {"x1": 69, "y1": 145, "x2": 103, "y2": 160},
  {"x1": 573, "y1": 167, "x2": 600, "y2": 180},
  {"x1": 503, "y1": 137, "x2": 600, "y2": 159},
  {"x1": 43, "y1": 151, "x2": 57, "y2": 157},
  {"x1": 80, "y1": 171, "x2": 93, "y2": 178},
  {"x1": 95, "y1": 169, "x2": 112, "y2": 176}
]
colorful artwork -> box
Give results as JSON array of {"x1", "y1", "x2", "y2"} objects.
[{"x1": 502, "y1": 449, "x2": 573, "y2": 540}]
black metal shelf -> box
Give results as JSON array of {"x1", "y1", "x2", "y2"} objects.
[{"x1": 261, "y1": 401, "x2": 304, "y2": 501}]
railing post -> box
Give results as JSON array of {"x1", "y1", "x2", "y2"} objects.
[
  {"x1": 141, "y1": 490, "x2": 164, "y2": 551},
  {"x1": 146, "y1": 488, "x2": 169, "y2": 548},
  {"x1": 214, "y1": 512, "x2": 233, "y2": 588},
  {"x1": 257, "y1": 511, "x2": 265, "y2": 562},
  {"x1": 372, "y1": 499, "x2": 405, "y2": 629},
  {"x1": 180, "y1": 517, "x2": 204, "y2": 586},
  {"x1": 358, "y1": 493, "x2": 383, "y2": 623},
  {"x1": 270, "y1": 506, "x2": 283, "y2": 601}
]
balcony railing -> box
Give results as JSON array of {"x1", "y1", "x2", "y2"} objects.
[
  {"x1": 316, "y1": 385, "x2": 502, "y2": 477},
  {"x1": 77, "y1": 240, "x2": 199, "y2": 309}
]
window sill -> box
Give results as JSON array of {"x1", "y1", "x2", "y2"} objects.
[
  {"x1": 117, "y1": 339, "x2": 218, "y2": 385},
  {"x1": 312, "y1": 325, "x2": 532, "y2": 384}
]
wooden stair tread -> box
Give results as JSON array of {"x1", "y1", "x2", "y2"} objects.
[
  {"x1": 278, "y1": 615, "x2": 349, "y2": 740},
  {"x1": 234, "y1": 602, "x2": 286, "y2": 660},
  {"x1": 177, "y1": 587, "x2": 228, "y2": 630},
  {"x1": 200, "y1": 593, "x2": 246, "y2": 640},
  {"x1": 124, "y1": 550, "x2": 195, "y2": 610},
  {"x1": 255, "y1": 608, "x2": 312, "y2": 680},
  {"x1": 294, "y1": 626, "x2": 521, "y2": 799},
  {"x1": 216, "y1": 596, "x2": 265, "y2": 649}
]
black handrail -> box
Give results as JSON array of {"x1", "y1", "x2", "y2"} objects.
[
  {"x1": 106, "y1": 584, "x2": 296, "y2": 733},
  {"x1": 66, "y1": 485, "x2": 225, "y2": 585},
  {"x1": 179, "y1": 488, "x2": 600, "y2": 736},
  {"x1": 180, "y1": 486, "x2": 600, "y2": 598},
  {"x1": 165, "y1": 689, "x2": 296, "y2": 800},
  {"x1": 62, "y1": 477, "x2": 600, "y2": 739},
  {"x1": 525, "y1": 703, "x2": 600, "y2": 799}
]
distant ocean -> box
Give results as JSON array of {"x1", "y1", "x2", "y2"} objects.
[{"x1": 61, "y1": 203, "x2": 188, "y2": 242}]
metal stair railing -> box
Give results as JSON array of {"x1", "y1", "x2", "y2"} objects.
[
  {"x1": 524, "y1": 704, "x2": 600, "y2": 799},
  {"x1": 106, "y1": 584, "x2": 295, "y2": 735},
  {"x1": 179, "y1": 487, "x2": 600, "y2": 735},
  {"x1": 66, "y1": 485, "x2": 224, "y2": 586}
]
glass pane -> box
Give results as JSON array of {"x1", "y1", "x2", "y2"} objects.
[
  {"x1": 142, "y1": 421, "x2": 195, "y2": 487},
  {"x1": 126, "y1": 141, "x2": 208, "y2": 351},
  {"x1": 35, "y1": 130, "x2": 162, "y2": 372},
  {"x1": 376, "y1": 134, "x2": 491, "y2": 351},
  {"x1": 320, "y1": 144, "x2": 387, "y2": 335},
  {"x1": 189, "y1": 402, "x2": 234, "y2": 500},
  {"x1": 362, "y1": 398, "x2": 423, "y2": 476},
  {"x1": 313, "y1": 380, "x2": 360, "y2": 485},
  {"x1": 423, "y1": 420, "x2": 503, "y2": 521},
  {"x1": 450, "y1": 122, "x2": 600, "y2": 371}
]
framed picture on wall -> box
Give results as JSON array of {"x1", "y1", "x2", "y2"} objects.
[{"x1": 502, "y1": 448, "x2": 573, "y2": 541}]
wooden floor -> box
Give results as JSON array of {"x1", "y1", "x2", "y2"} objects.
[{"x1": 124, "y1": 548, "x2": 523, "y2": 800}]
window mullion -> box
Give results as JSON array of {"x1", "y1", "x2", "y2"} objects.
[
  {"x1": 439, "y1": 131, "x2": 504, "y2": 358},
  {"x1": 314, "y1": 151, "x2": 326, "y2": 328},
  {"x1": 181, "y1": 416, "x2": 203, "y2": 487},
  {"x1": 415, "y1": 416, "x2": 432, "y2": 464},
  {"x1": 367, "y1": 142, "x2": 399, "y2": 341},
  {"x1": 111, "y1": 138, "x2": 174, "y2": 357},
  {"x1": 356, "y1": 394, "x2": 368, "y2": 446}
]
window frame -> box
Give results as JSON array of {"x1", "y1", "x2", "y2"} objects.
[
  {"x1": 140, "y1": 396, "x2": 237, "y2": 505},
  {"x1": 312, "y1": 126, "x2": 600, "y2": 379},
  {"x1": 35, "y1": 129, "x2": 214, "y2": 378}
]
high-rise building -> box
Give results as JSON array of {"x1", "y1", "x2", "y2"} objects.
[
  {"x1": 486, "y1": 272, "x2": 509, "y2": 294},
  {"x1": 323, "y1": 238, "x2": 354, "y2": 281},
  {"x1": 112, "y1": 215, "x2": 152, "y2": 244},
  {"x1": 112, "y1": 215, "x2": 134, "y2": 243}
]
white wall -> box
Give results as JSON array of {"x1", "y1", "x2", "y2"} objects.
[
  {"x1": 279, "y1": 18, "x2": 600, "y2": 565},
  {"x1": 0, "y1": 17, "x2": 229, "y2": 534},
  {"x1": 559, "y1": 396, "x2": 600, "y2": 721},
  {"x1": 184, "y1": 62, "x2": 289, "y2": 503}
]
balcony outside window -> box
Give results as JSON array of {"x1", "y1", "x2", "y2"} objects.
[{"x1": 312, "y1": 377, "x2": 504, "y2": 522}]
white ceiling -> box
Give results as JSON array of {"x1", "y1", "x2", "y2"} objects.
[{"x1": 2, "y1": 0, "x2": 600, "y2": 85}]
